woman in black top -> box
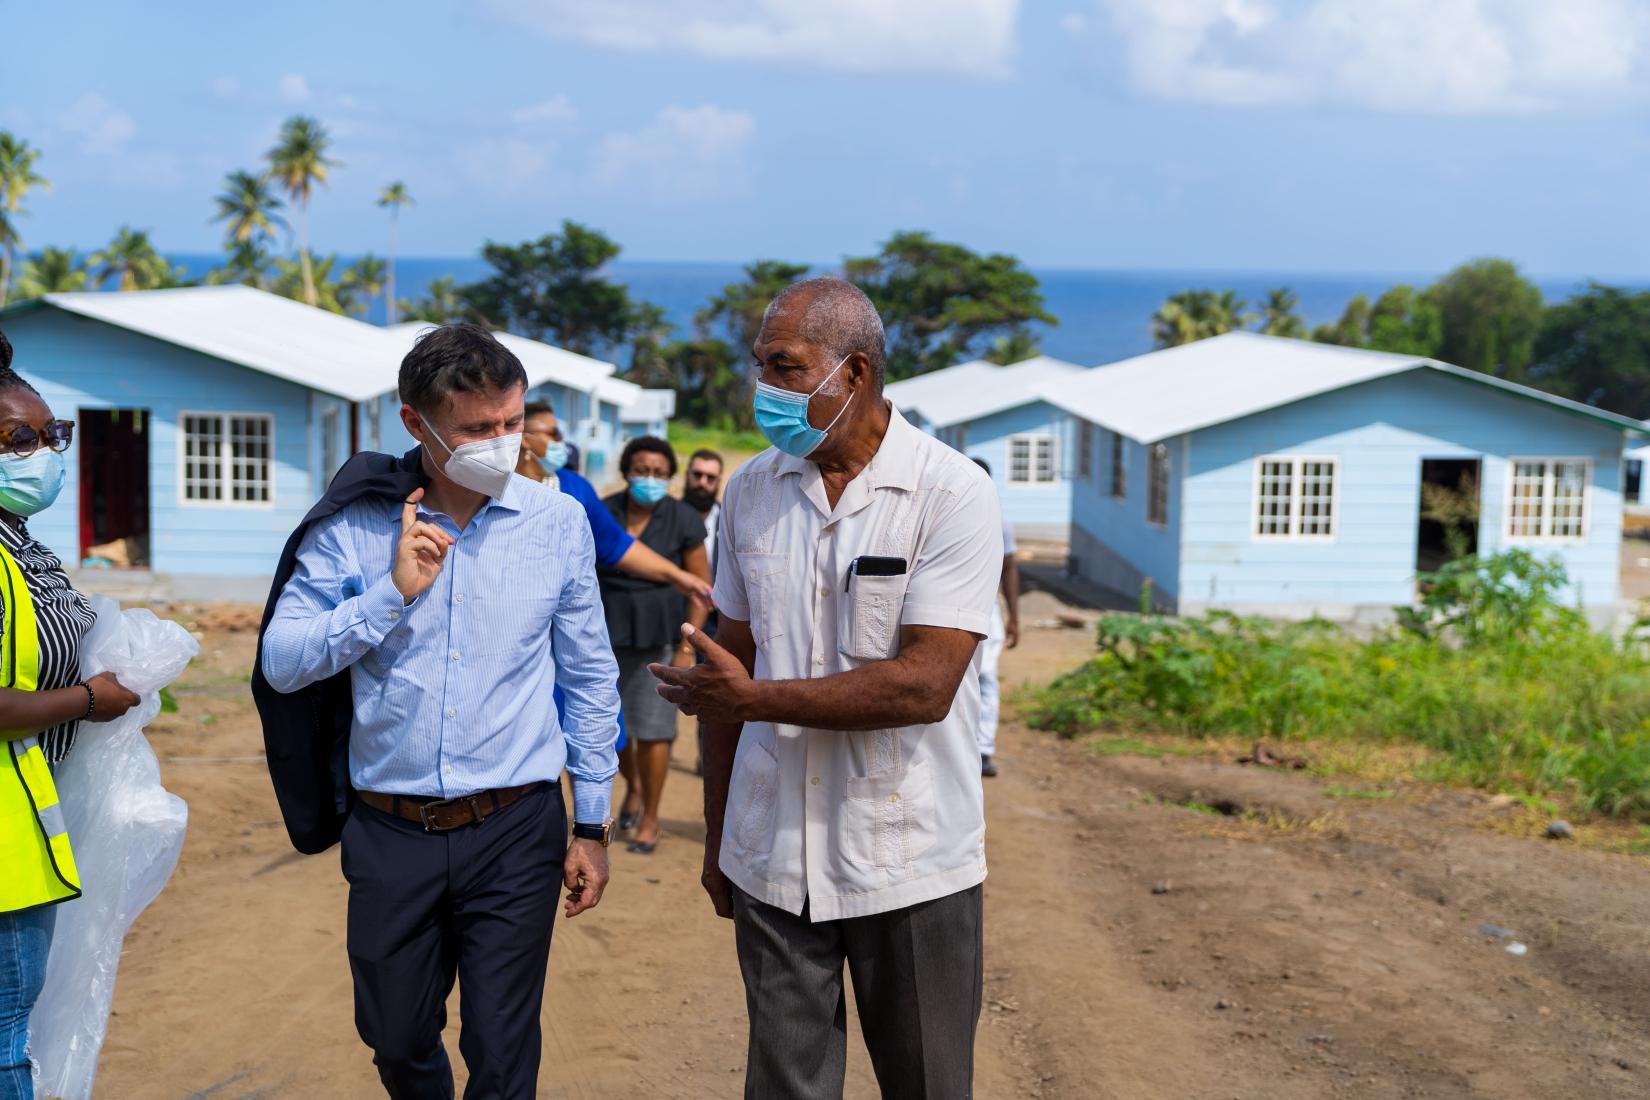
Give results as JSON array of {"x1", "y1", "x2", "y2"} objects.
[
  {"x1": 599, "y1": 436, "x2": 709, "y2": 854},
  {"x1": 0, "y1": 329, "x2": 140, "y2": 1100}
]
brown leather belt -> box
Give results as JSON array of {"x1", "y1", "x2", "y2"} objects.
[{"x1": 356, "y1": 782, "x2": 547, "y2": 832}]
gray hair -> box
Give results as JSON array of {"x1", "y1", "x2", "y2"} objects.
[{"x1": 762, "y1": 276, "x2": 887, "y2": 392}]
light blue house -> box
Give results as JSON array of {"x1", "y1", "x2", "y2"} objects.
[
  {"x1": 1046, "y1": 332, "x2": 1645, "y2": 625},
  {"x1": 886, "y1": 355, "x2": 1086, "y2": 539},
  {"x1": 0, "y1": 286, "x2": 405, "y2": 597}
]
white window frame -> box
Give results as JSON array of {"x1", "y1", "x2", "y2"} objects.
[
  {"x1": 177, "y1": 410, "x2": 276, "y2": 509},
  {"x1": 1504, "y1": 457, "x2": 1590, "y2": 542},
  {"x1": 320, "y1": 405, "x2": 341, "y2": 489},
  {"x1": 1251, "y1": 454, "x2": 1339, "y2": 542},
  {"x1": 1147, "y1": 442, "x2": 1171, "y2": 527},
  {"x1": 1006, "y1": 432, "x2": 1058, "y2": 486},
  {"x1": 1109, "y1": 431, "x2": 1127, "y2": 500}
]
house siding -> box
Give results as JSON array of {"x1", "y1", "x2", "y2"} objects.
[
  {"x1": 947, "y1": 401, "x2": 1074, "y2": 540},
  {"x1": 1178, "y1": 370, "x2": 1624, "y2": 619},
  {"x1": 1067, "y1": 423, "x2": 1184, "y2": 607}
]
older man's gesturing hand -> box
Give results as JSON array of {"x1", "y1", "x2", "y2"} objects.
[{"x1": 648, "y1": 624, "x2": 753, "y2": 722}]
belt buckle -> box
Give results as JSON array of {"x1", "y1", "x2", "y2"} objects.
[{"x1": 418, "y1": 797, "x2": 458, "y2": 832}]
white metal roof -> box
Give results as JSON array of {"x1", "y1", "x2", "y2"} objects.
[
  {"x1": 594, "y1": 374, "x2": 642, "y2": 409},
  {"x1": 27, "y1": 286, "x2": 406, "y2": 402},
  {"x1": 387, "y1": 322, "x2": 616, "y2": 397},
  {"x1": 894, "y1": 355, "x2": 1085, "y2": 429},
  {"x1": 621, "y1": 388, "x2": 677, "y2": 423},
  {"x1": 1040, "y1": 330, "x2": 1649, "y2": 443},
  {"x1": 884, "y1": 359, "x2": 1002, "y2": 424}
]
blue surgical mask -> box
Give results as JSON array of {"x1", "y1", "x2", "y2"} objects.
[
  {"x1": 629, "y1": 476, "x2": 669, "y2": 507},
  {"x1": 752, "y1": 353, "x2": 853, "y2": 458},
  {"x1": 0, "y1": 448, "x2": 65, "y2": 517},
  {"x1": 538, "y1": 440, "x2": 569, "y2": 473}
]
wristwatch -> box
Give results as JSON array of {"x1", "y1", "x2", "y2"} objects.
[{"x1": 572, "y1": 820, "x2": 614, "y2": 847}]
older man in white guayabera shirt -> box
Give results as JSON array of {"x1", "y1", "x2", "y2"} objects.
[{"x1": 651, "y1": 277, "x2": 1001, "y2": 1100}]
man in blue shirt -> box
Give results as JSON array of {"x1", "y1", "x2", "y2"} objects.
[{"x1": 263, "y1": 323, "x2": 620, "y2": 1099}]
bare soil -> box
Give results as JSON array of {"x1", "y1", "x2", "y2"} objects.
[{"x1": 89, "y1": 591, "x2": 1650, "y2": 1098}]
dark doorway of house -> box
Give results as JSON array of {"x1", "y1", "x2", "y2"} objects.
[
  {"x1": 79, "y1": 409, "x2": 151, "y2": 568},
  {"x1": 1416, "y1": 458, "x2": 1481, "y2": 576}
]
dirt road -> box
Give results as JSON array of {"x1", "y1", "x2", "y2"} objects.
[{"x1": 92, "y1": 592, "x2": 1650, "y2": 1098}]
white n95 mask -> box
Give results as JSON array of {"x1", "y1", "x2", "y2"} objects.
[{"x1": 419, "y1": 414, "x2": 522, "y2": 500}]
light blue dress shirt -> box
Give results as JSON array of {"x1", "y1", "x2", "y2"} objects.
[{"x1": 261, "y1": 475, "x2": 620, "y2": 825}]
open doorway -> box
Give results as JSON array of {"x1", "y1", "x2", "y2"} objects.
[
  {"x1": 78, "y1": 409, "x2": 151, "y2": 568},
  {"x1": 1416, "y1": 458, "x2": 1481, "y2": 575}
]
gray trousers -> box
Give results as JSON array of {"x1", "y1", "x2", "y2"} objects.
[{"x1": 731, "y1": 884, "x2": 984, "y2": 1100}]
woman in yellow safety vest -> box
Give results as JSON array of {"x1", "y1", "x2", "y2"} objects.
[{"x1": 0, "y1": 329, "x2": 140, "y2": 1100}]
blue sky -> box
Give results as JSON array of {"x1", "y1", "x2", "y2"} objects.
[{"x1": 6, "y1": 0, "x2": 1650, "y2": 275}]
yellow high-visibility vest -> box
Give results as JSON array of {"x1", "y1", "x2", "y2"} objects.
[{"x1": 0, "y1": 539, "x2": 81, "y2": 913}]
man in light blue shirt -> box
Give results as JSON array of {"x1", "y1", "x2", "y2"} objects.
[{"x1": 262, "y1": 322, "x2": 619, "y2": 1100}]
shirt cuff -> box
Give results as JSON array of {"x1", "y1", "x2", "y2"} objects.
[
  {"x1": 570, "y1": 780, "x2": 612, "y2": 826},
  {"x1": 359, "y1": 574, "x2": 415, "y2": 644},
  {"x1": 900, "y1": 602, "x2": 991, "y2": 637}
]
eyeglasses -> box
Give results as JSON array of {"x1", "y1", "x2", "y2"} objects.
[{"x1": 0, "y1": 420, "x2": 74, "y2": 458}]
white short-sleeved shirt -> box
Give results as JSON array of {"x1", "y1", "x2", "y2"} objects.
[{"x1": 712, "y1": 406, "x2": 1003, "y2": 921}]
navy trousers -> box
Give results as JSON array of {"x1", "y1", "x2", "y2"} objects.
[{"x1": 341, "y1": 783, "x2": 566, "y2": 1100}]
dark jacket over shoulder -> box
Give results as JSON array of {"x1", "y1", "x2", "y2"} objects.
[{"x1": 253, "y1": 447, "x2": 427, "y2": 854}]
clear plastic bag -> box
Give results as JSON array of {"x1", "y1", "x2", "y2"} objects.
[{"x1": 31, "y1": 596, "x2": 199, "y2": 1100}]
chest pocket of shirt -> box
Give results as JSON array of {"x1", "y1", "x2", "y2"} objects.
[
  {"x1": 837, "y1": 573, "x2": 908, "y2": 662},
  {"x1": 741, "y1": 554, "x2": 790, "y2": 646},
  {"x1": 843, "y1": 758, "x2": 937, "y2": 869}
]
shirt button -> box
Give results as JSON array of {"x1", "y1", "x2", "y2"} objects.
[
  {"x1": 446, "y1": 708, "x2": 456, "y2": 718},
  {"x1": 455, "y1": 594, "x2": 465, "y2": 603},
  {"x1": 814, "y1": 656, "x2": 825, "y2": 666},
  {"x1": 810, "y1": 776, "x2": 820, "y2": 786},
  {"x1": 819, "y1": 585, "x2": 830, "y2": 596},
  {"x1": 451, "y1": 651, "x2": 461, "y2": 662},
  {"x1": 442, "y1": 765, "x2": 453, "y2": 776},
  {"x1": 389, "y1": 610, "x2": 400, "y2": 620},
  {"x1": 889, "y1": 793, "x2": 901, "y2": 803}
]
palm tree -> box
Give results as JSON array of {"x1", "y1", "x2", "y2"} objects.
[
  {"x1": 983, "y1": 329, "x2": 1040, "y2": 365},
  {"x1": 91, "y1": 227, "x2": 173, "y2": 291},
  {"x1": 376, "y1": 181, "x2": 413, "y2": 323},
  {"x1": 0, "y1": 132, "x2": 50, "y2": 308},
  {"x1": 340, "y1": 253, "x2": 387, "y2": 318},
  {"x1": 1151, "y1": 289, "x2": 1253, "y2": 348},
  {"x1": 403, "y1": 275, "x2": 464, "y2": 323},
  {"x1": 266, "y1": 116, "x2": 339, "y2": 307},
  {"x1": 206, "y1": 240, "x2": 274, "y2": 288},
  {"x1": 274, "y1": 252, "x2": 355, "y2": 314},
  {"x1": 15, "y1": 247, "x2": 87, "y2": 298},
  {"x1": 1259, "y1": 287, "x2": 1306, "y2": 339},
  {"x1": 213, "y1": 170, "x2": 285, "y2": 248}
]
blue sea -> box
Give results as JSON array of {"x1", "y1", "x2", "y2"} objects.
[{"x1": 167, "y1": 255, "x2": 1618, "y2": 368}]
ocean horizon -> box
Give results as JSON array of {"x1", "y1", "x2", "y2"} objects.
[{"x1": 159, "y1": 255, "x2": 1637, "y2": 369}]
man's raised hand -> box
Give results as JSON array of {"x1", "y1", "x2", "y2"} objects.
[
  {"x1": 392, "y1": 487, "x2": 455, "y2": 604},
  {"x1": 649, "y1": 623, "x2": 752, "y2": 722}
]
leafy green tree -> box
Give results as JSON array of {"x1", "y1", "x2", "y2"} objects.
[
  {"x1": 1530, "y1": 283, "x2": 1650, "y2": 416},
  {"x1": 699, "y1": 260, "x2": 811, "y2": 355},
  {"x1": 0, "y1": 132, "x2": 49, "y2": 307},
  {"x1": 210, "y1": 169, "x2": 284, "y2": 289},
  {"x1": 458, "y1": 221, "x2": 637, "y2": 355},
  {"x1": 377, "y1": 181, "x2": 413, "y2": 323},
  {"x1": 266, "y1": 116, "x2": 339, "y2": 307},
  {"x1": 274, "y1": 252, "x2": 355, "y2": 314},
  {"x1": 845, "y1": 231, "x2": 1055, "y2": 379},
  {"x1": 340, "y1": 253, "x2": 387, "y2": 317},
  {"x1": 402, "y1": 275, "x2": 464, "y2": 324},
  {"x1": 14, "y1": 247, "x2": 86, "y2": 298},
  {"x1": 983, "y1": 329, "x2": 1041, "y2": 364},
  {"x1": 1426, "y1": 258, "x2": 1543, "y2": 381},
  {"x1": 1311, "y1": 294, "x2": 1372, "y2": 347},
  {"x1": 1366, "y1": 285, "x2": 1443, "y2": 356},
  {"x1": 1151, "y1": 289, "x2": 1252, "y2": 347},
  {"x1": 206, "y1": 240, "x2": 275, "y2": 288},
  {"x1": 1258, "y1": 287, "x2": 1306, "y2": 338},
  {"x1": 92, "y1": 227, "x2": 185, "y2": 291}
]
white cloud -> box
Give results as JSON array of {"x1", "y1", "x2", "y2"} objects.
[
  {"x1": 1094, "y1": 0, "x2": 1650, "y2": 113},
  {"x1": 279, "y1": 73, "x2": 311, "y2": 103},
  {"x1": 594, "y1": 104, "x2": 755, "y2": 202},
  {"x1": 58, "y1": 94, "x2": 136, "y2": 156},
  {"x1": 210, "y1": 76, "x2": 240, "y2": 99},
  {"x1": 483, "y1": 0, "x2": 1020, "y2": 78},
  {"x1": 511, "y1": 95, "x2": 578, "y2": 127}
]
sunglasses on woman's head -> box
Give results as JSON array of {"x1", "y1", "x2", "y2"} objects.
[{"x1": 0, "y1": 420, "x2": 74, "y2": 457}]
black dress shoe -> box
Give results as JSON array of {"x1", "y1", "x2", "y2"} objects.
[{"x1": 981, "y1": 754, "x2": 998, "y2": 778}]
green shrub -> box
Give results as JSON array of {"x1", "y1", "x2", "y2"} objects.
[{"x1": 1025, "y1": 551, "x2": 1650, "y2": 819}]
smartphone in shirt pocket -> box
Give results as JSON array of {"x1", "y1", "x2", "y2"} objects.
[{"x1": 838, "y1": 556, "x2": 908, "y2": 662}]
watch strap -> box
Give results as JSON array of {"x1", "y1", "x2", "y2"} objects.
[{"x1": 572, "y1": 820, "x2": 613, "y2": 846}]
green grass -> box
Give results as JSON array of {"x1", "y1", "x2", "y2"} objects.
[
  {"x1": 1086, "y1": 735, "x2": 1204, "y2": 760},
  {"x1": 1025, "y1": 551, "x2": 1650, "y2": 820},
  {"x1": 667, "y1": 423, "x2": 768, "y2": 458},
  {"x1": 1322, "y1": 786, "x2": 1396, "y2": 801}
]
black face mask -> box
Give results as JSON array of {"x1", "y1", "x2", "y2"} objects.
[{"x1": 684, "y1": 486, "x2": 718, "y2": 513}]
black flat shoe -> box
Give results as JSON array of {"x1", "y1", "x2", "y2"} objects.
[
  {"x1": 981, "y1": 754, "x2": 998, "y2": 778},
  {"x1": 627, "y1": 839, "x2": 657, "y2": 854},
  {"x1": 619, "y1": 809, "x2": 641, "y2": 831}
]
